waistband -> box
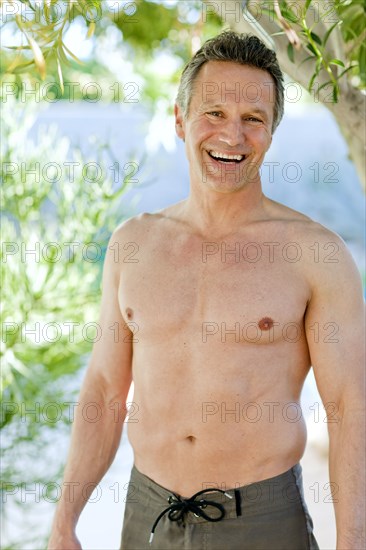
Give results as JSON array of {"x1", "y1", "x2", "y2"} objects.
[{"x1": 128, "y1": 463, "x2": 304, "y2": 522}]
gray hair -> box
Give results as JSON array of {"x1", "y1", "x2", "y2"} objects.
[{"x1": 176, "y1": 31, "x2": 284, "y2": 133}]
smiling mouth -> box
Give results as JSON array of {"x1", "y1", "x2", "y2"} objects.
[{"x1": 207, "y1": 150, "x2": 246, "y2": 163}]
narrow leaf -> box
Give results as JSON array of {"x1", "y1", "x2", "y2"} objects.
[
  {"x1": 306, "y1": 43, "x2": 317, "y2": 55},
  {"x1": 4, "y1": 45, "x2": 32, "y2": 50},
  {"x1": 11, "y1": 61, "x2": 36, "y2": 74},
  {"x1": 86, "y1": 22, "x2": 95, "y2": 39},
  {"x1": 270, "y1": 31, "x2": 287, "y2": 37},
  {"x1": 329, "y1": 59, "x2": 345, "y2": 67},
  {"x1": 308, "y1": 72, "x2": 318, "y2": 92},
  {"x1": 310, "y1": 31, "x2": 322, "y2": 45},
  {"x1": 317, "y1": 80, "x2": 333, "y2": 93},
  {"x1": 24, "y1": 32, "x2": 46, "y2": 79},
  {"x1": 323, "y1": 21, "x2": 340, "y2": 47},
  {"x1": 280, "y1": 6, "x2": 299, "y2": 24},
  {"x1": 299, "y1": 55, "x2": 314, "y2": 67},
  {"x1": 57, "y1": 44, "x2": 70, "y2": 66},
  {"x1": 57, "y1": 57, "x2": 64, "y2": 94},
  {"x1": 62, "y1": 42, "x2": 84, "y2": 65},
  {"x1": 336, "y1": 65, "x2": 358, "y2": 79},
  {"x1": 287, "y1": 42, "x2": 295, "y2": 63}
]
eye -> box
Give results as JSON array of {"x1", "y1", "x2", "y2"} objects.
[
  {"x1": 207, "y1": 111, "x2": 222, "y2": 117},
  {"x1": 245, "y1": 116, "x2": 262, "y2": 123}
]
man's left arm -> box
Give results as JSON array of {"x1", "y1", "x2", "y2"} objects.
[{"x1": 304, "y1": 235, "x2": 365, "y2": 550}]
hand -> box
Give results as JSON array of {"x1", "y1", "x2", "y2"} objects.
[{"x1": 47, "y1": 531, "x2": 82, "y2": 550}]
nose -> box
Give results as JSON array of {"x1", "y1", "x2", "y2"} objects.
[{"x1": 218, "y1": 119, "x2": 244, "y2": 148}]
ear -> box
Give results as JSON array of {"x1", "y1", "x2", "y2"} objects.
[{"x1": 174, "y1": 103, "x2": 185, "y2": 141}]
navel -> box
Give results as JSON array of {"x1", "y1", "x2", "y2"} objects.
[
  {"x1": 125, "y1": 308, "x2": 134, "y2": 320},
  {"x1": 258, "y1": 317, "x2": 274, "y2": 331}
]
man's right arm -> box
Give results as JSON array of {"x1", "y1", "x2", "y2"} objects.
[{"x1": 48, "y1": 226, "x2": 133, "y2": 549}]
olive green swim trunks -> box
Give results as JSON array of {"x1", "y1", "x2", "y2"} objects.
[{"x1": 120, "y1": 463, "x2": 319, "y2": 550}]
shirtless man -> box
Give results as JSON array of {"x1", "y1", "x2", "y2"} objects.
[{"x1": 48, "y1": 32, "x2": 365, "y2": 550}]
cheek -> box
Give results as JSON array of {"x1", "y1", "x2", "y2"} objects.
[
  {"x1": 189, "y1": 118, "x2": 213, "y2": 138},
  {"x1": 251, "y1": 129, "x2": 272, "y2": 151},
  {"x1": 185, "y1": 125, "x2": 206, "y2": 153}
]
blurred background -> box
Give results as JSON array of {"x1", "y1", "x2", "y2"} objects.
[{"x1": 1, "y1": 1, "x2": 365, "y2": 549}]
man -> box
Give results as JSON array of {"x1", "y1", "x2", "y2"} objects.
[{"x1": 48, "y1": 32, "x2": 365, "y2": 550}]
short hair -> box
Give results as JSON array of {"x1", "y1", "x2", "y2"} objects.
[{"x1": 176, "y1": 31, "x2": 284, "y2": 133}]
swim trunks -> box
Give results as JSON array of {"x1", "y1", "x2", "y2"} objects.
[{"x1": 120, "y1": 463, "x2": 319, "y2": 549}]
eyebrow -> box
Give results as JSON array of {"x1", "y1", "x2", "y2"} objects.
[{"x1": 198, "y1": 103, "x2": 224, "y2": 112}]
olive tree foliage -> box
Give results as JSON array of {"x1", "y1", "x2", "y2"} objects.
[
  {"x1": 2, "y1": 0, "x2": 364, "y2": 186},
  {"x1": 1, "y1": 99, "x2": 132, "y2": 409},
  {"x1": 0, "y1": 96, "x2": 136, "y2": 547}
]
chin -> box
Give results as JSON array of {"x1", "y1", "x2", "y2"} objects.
[{"x1": 205, "y1": 178, "x2": 249, "y2": 193}]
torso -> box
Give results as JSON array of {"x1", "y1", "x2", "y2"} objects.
[{"x1": 117, "y1": 202, "x2": 319, "y2": 495}]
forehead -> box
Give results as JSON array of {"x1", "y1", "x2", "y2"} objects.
[{"x1": 191, "y1": 60, "x2": 275, "y2": 107}]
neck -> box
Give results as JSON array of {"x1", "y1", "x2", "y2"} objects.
[{"x1": 182, "y1": 178, "x2": 267, "y2": 238}]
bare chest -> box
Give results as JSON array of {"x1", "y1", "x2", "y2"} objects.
[{"x1": 118, "y1": 237, "x2": 310, "y2": 343}]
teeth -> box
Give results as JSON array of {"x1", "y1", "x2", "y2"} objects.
[{"x1": 209, "y1": 151, "x2": 244, "y2": 161}]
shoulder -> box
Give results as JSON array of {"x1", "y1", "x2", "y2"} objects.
[
  {"x1": 288, "y1": 217, "x2": 353, "y2": 269},
  {"x1": 292, "y1": 220, "x2": 362, "y2": 299},
  {"x1": 110, "y1": 201, "x2": 187, "y2": 244},
  {"x1": 108, "y1": 212, "x2": 162, "y2": 247},
  {"x1": 111, "y1": 212, "x2": 158, "y2": 240},
  {"x1": 264, "y1": 197, "x2": 347, "y2": 249},
  {"x1": 264, "y1": 198, "x2": 361, "y2": 289},
  {"x1": 105, "y1": 206, "x2": 183, "y2": 268}
]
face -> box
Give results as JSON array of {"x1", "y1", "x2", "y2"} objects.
[{"x1": 175, "y1": 61, "x2": 275, "y2": 193}]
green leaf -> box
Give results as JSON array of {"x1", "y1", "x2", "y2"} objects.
[
  {"x1": 56, "y1": 58, "x2": 64, "y2": 94},
  {"x1": 270, "y1": 31, "x2": 287, "y2": 37},
  {"x1": 310, "y1": 31, "x2": 322, "y2": 45},
  {"x1": 308, "y1": 71, "x2": 318, "y2": 92},
  {"x1": 323, "y1": 21, "x2": 340, "y2": 47},
  {"x1": 11, "y1": 61, "x2": 36, "y2": 74},
  {"x1": 336, "y1": 64, "x2": 358, "y2": 80},
  {"x1": 57, "y1": 44, "x2": 69, "y2": 66},
  {"x1": 287, "y1": 42, "x2": 295, "y2": 63},
  {"x1": 62, "y1": 42, "x2": 84, "y2": 65},
  {"x1": 279, "y1": 4, "x2": 299, "y2": 24},
  {"x1": 306, "y1": 42, "x2": 317, "y2": 55},
  {"x1": 317, "y1": 80, "x2": 333, "y2": 93},
  {"x1": 4, "y1": 45, "x2": 32, "y2": 50},
  {"x1": 299, "y1": 55, "x2": 314, "y2": 67},
  {"x1": 86, "y1": 21, "x2": 96, "y2": 39},
  {"x1": 329, "y1": 59, "x2": 345, "y2": 67}
]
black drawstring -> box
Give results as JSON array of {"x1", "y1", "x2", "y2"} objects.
[
  {"x1": 149, "y1": 488, "x2": 233, "y2": 544},
  {"x1": 234, "y1": 489, "x2": 242, "y2": 517}
]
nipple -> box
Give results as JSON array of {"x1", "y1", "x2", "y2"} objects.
[
  {"x1": 258, "y1": 317, "x2": 274, "y2": 331},
  {"x1": 126, "y1": 308, "x2": 134, "y2": 320}
]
